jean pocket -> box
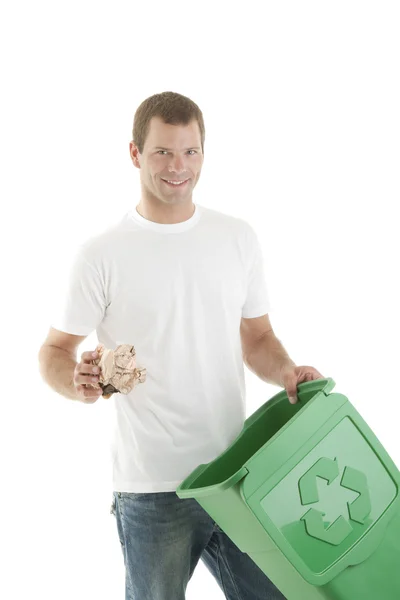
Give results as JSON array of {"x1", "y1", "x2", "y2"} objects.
[{"x1": 110, "y1": 493, "x2": 117, "y2": 516}]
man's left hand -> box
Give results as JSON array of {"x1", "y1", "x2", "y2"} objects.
[{"x1": 280, "y1": 365, "x2": 325, "y2": 404}]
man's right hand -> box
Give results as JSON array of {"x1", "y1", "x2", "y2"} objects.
[{"x1": 73, "y1": 350, "x2": 103, "y2": 403}]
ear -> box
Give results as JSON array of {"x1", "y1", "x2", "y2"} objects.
[{"x1": 129, "y1": 141, "x2": 141, "y2": 169}]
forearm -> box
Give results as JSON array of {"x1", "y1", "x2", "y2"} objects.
[
  {"x1": 243, "y1": 332, "x2": 296, "y2": 387},
  {"x1": 38, "y1": 346, "x2": 80, "y2": 401}
]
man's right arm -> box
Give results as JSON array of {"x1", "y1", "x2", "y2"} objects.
[
  {"x1": 38, "y1": 327, "x2": 88, "y2": 401},
  {"x1": 38, "y1": 344, "x2": 81, "y2": 401}
]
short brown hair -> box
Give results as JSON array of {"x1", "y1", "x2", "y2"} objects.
[{"x1": 132, "y1": 91, "x2": 205, "y2": 155}]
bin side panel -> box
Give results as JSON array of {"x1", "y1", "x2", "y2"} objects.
[
  {"x1": 321, "y1": 509, "x2": 400, "y2": 598},
  {"x1": 195, "y1": 484, "x2": 276, "y2": 553},
  {"x1": 197, "y1": 485, "x2": 324, "y2": 599},
  {"x1": 246, "y1": 414, "x2": 398, "y2": 585}
]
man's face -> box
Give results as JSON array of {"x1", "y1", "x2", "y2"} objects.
[{"x1": 130, "y1": 116, "x2": 204, "y2": 206}]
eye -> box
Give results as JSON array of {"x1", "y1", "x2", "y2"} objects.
[{"x1": 157, "y1": 150, "x2": 197, "y2": 155}]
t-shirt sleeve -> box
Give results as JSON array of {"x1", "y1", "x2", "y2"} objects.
[
  {"x1": 50, "y1": 247, "x2": 107, "y2": 336},
  {"x1": 241, "y1": 225, "x2": 273, "y2": 319}
]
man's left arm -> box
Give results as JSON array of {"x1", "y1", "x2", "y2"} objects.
[{"x1": 240, "y1": 314, "x2": 325, "y2": 404}]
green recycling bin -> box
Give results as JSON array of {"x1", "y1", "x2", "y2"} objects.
[{"x1": 176, "y1": 378, "x2": 400, "y2": 599}]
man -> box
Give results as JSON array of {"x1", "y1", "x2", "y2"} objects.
[{"x1": 38, "y1": 91, "x2": 324, "y2": 599}]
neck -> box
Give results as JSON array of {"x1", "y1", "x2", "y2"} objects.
[{"x1": 136, "y1": 194, "x2": 195, "y2": 225}]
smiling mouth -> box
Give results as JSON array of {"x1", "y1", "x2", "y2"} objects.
[{"x1": 162, "y1": 178, "x2": 189, "y2": 187}]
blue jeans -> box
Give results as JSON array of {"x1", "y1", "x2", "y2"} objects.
[{"x1": 110, "y1": 491, "x2": 286, "y2": 599}]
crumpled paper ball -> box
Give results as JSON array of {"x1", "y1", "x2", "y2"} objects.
[{"x1": 89, "y1": 343, "x2": 146, "y2": 399}]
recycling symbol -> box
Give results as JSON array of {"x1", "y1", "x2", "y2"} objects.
[{"x1": 298, "y1": 457, "x2": 371, "y2": 546}]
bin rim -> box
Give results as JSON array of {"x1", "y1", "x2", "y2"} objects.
[
  {"x1": 176, "y1": 377, "x2": 335, "y2": 499},
  {"x1": 243, "y1": 377, "x2": 335, "y2": 433},
  {"x1": 176, "y1": 464, "x2": 249, "y2": 499}
]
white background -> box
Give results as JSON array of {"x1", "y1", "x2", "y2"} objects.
[{"x1": 1, "y1": 1, "x2": 399, "y2": 598}]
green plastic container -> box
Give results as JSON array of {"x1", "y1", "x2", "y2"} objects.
[{"x1": 176, "y1": 378, "x2": 400, "y2": 599}]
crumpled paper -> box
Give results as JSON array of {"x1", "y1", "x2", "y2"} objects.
[{"x1": 89, "y1": 343, "x2": 146, "y2": 399}]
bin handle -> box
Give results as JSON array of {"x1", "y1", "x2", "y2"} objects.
[
  {"x1": 178, "y1": 462, "x2": 209, "y2": 489},
  {"x1": 243, "y1": 377, "x2": 336, "y2": 431}
]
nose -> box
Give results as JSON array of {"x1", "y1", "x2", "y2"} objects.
[{"x1": 168, "y1": 154, "x2": 186, "y2": 173}]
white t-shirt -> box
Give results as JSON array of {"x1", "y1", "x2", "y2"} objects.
[{"x1": 51, "y1": 203, "x2": 272, "y2": 492}]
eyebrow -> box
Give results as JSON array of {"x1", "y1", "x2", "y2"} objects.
[{"x1": 153, "y1": 146, "x2": 201, "y2": 151}]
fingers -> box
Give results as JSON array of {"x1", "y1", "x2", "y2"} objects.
[
  {"x1": 81, "y1": 350, "x2": 98, "y2": 363},
  {"x1": 72, "y1": 349, "x2": 103, "y2": 403},
  {"x1": 74, "y1": 363, "x2": 100, "y2": 384},
  {"x1": 78, "y1": 363, "x2": 100, "y2": 376},
  {"x1": 76, "y1": 383, "x2": 102, "y2": 394},
  {"x1": 75, "y1": 384, "x2": 103, "y2": 402},
  {"x1": 74, "y1": 350, "x2": 101, "y2": 386},
  {"x1": 75, "y1": 372, "x2": 100, "y2": 386}
]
